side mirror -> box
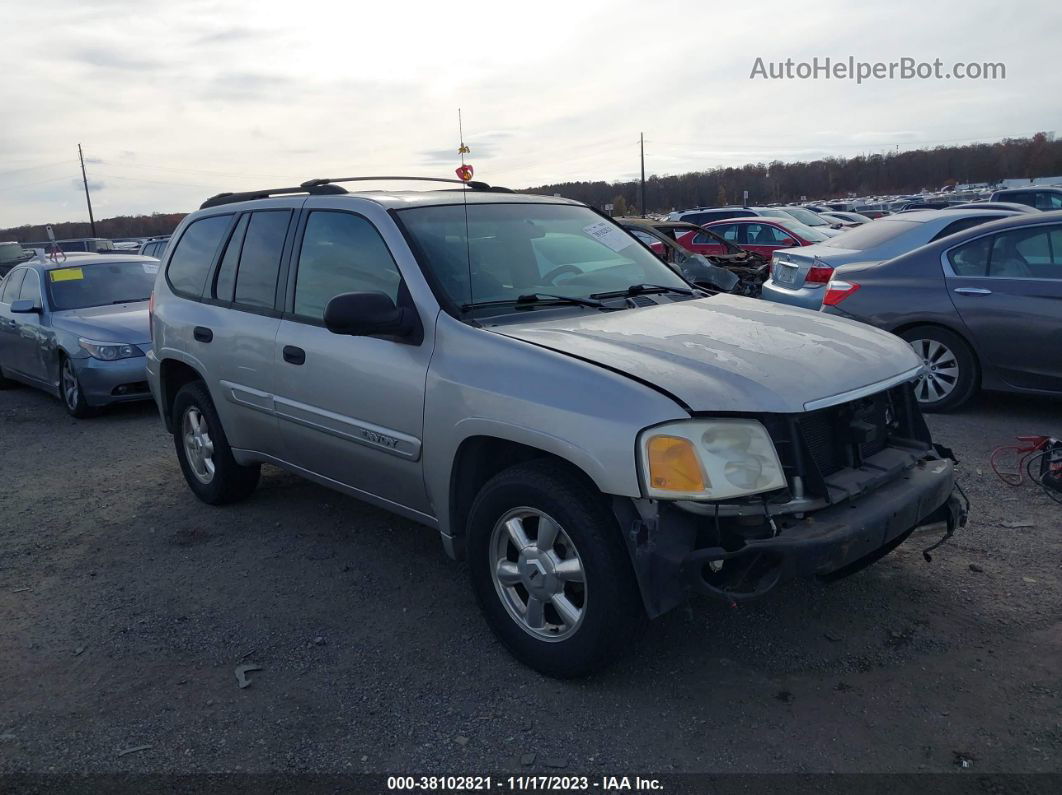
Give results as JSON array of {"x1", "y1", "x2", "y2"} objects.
[
  {"x1": 324, "y1": 291, "x2": 419, "y2": 341},
  {"x1": 781, "y1": 238, "x2": 798, "y2": 247},
  {"x1": 10, "y1": 299, "x2": 40, "y2": 314}
]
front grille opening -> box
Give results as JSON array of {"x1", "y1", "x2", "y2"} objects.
[{"x1": 761, "y1": 383, "x2": 931, "y2": 501}]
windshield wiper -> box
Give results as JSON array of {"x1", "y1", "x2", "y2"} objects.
[
  {"x1": 461, "y1": 293, "x2": 605, "y2": 311},
  {"x1": 590, "y1": 283, "x2": 696, "y2": 299},
  {"x1": 111, "y1": 298, "x2": 148, "y2": 304}
]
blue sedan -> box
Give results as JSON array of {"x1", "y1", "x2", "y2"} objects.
[{"x1": 0, "y1": 254, "x2": 158, "y2": 417}]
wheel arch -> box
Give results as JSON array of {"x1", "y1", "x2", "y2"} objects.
[
  {"x1": 445, "y1": 434, "x2": 606, "y2": 561},
  {"x1": 158, "y1": 358, "x2": 206, "y2": 432}
]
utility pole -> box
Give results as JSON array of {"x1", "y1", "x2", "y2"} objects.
[
  {"x1": 78, "y1": 143, "x2": 97, "y2": 237},
  {"x1": 639, "y1": 132, "x2": 646, "y2": 218}
]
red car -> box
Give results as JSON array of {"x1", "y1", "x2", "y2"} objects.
[{"x1": 677, "y1": 217, "x2": 830, "y2": 260}]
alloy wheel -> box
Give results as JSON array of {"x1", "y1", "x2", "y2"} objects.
[
  {"x1": 489, "y1": 508, "x2": 587, "y2": 641},
  {"x1": 62, "y1": 359, "x2": 80, "y2": 410},
  {"x1": 910, "y1": 338, "x2": 959, "y2": 403},
  {"x1": 182, "y1": 407, "x2": 216, "y2": 484}
]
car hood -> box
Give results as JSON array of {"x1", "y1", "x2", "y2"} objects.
[
  {"x1": 491, "y1": 295, "x2": 921, "y2": 414},
  {"x1": 51, "y1": 302, "x2": 150, "y2": 345}
]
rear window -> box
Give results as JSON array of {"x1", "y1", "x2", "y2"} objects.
[
  {"x1": 167, "y1": 215, "x2": 232, "y2": 297},
  {"x1": 820, "y1": 219, "x2": 921, "y2": 250}
]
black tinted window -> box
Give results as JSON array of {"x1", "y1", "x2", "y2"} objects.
[
  {"x1": 213, "y1": 214, "x2": 249, "y2": 302},
  {"x1": 1, "y1": 269, "x2": 26, "y2": 303},
  {"x1": 932, "y1": 216, "x2": 995, "y2": 241},
  {"x1": 234, "y1": 211, "x2": 290, "y2": 309},
  {"x1": 168, "y1": 215, "x2": 231, "y2": 297},
  {"x1": 294, "y1": 211, "x2": 401, "y2": 320}
]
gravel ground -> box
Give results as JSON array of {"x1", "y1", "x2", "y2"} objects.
[{"x1": 0, "y1": 385, "x2": 1059, "y2": 779}]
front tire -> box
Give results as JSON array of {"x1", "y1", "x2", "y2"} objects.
[
  {"x1": 60, "y1": 356, "x2": 97, "y2": 418},
  {"x1": 467, "y1": 461, "x2": 645, "y2": 678},
  {"x1": 899, "y1": 325, "x2": 978, "y2": 412},
  {"x1": 172, "y1": 381, "x2": 260, "y2": 504}
]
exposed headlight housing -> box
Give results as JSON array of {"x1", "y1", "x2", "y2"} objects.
[
  {"x1": 638, "y1": 419, "x2": 787, "y2": 501},
  {"x1": 78, "y1": 338, "x2": 144, "y2": 361}
]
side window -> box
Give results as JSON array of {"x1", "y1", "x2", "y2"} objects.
[
  {"x1": 988, "y1": 227, "x2": 1052, "y2": 278},
  {"x1": 212, "y1": 214, "x2": 249, "y2": 302},
  {"x1": 293, "y1": 211, "x2": 402, "y2": 321},
  {"x1": 692, "y1": 232, "x2": 715, "y2": 246},
  {"x1": 947, "y1": 237, "x2": 990, "y2": 276},
  {"x1": 233, "y1": 211, "x2": 290, "y2": 309},
  {"x1": 18, "y1": 271, "x2": 41, "y2": 304},
  {"x1": 711, "y1": 224, "x2": 739, "y2": 242},
  {"x1": 1, "y1": 269, "x2": 26, "y2": 303},
  {"x1": 1036, "y1": 192, "x2": 1062, "y2": 210},
  {"x1": 167, "y1": 215, "x2": 232, "y2": 298}
]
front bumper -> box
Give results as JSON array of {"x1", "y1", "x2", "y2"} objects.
[
  {"x1": 72, "y1": 355, "x2": 151, "y2": 407},
  {"x1": 615, "y1": 453, "x2": 964, "y2": 617}
]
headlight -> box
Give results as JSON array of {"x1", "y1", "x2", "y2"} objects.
[
  {"x1": 78, "y1": 338, "x2": 144, "y2": 361},
  {"x1": 638, "y1": 419, "x2": 786, "y2": 501}
]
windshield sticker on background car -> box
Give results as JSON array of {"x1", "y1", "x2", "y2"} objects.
[
  {"x1": 49, "y1": 267, "x2": 84, "y2": 282},
  {"x1": 583, "y1": 220, "x2": 635, "y2": 253},
  {"x1": 142, "y1": 262, "x2": 159, "y2": 274}
]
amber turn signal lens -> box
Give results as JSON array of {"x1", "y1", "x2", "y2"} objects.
[{"x1": 646, "y1": 435, "x2": 706, "y2": 494}]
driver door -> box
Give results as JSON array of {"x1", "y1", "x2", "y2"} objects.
[{"x1": 273, "y1": 209, "x2": 433, "y2": 515}]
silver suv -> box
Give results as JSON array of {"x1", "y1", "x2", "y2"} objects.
[{"x1": 146, "y1": 177, "x2": 968, "y2": 677}]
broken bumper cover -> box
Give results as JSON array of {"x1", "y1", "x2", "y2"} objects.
[{"x1": 617, "y1": 455, "x2": 965, "y2": 617}]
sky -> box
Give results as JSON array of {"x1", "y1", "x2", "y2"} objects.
[{"x1": 2, "y1": 0, "x2": 1060, "y2": 228}]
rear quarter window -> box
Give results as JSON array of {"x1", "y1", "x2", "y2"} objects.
[{"x1": 166, "y1": 215, "x2": 232, "y2": 298}]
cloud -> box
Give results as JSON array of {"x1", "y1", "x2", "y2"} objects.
[{"x1": 68, "y1": 46, "x2": 166, "y2": 71}]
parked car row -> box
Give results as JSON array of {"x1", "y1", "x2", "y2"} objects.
[{"x1": 9, "y1": 174, "x2": 1059, "y2": 675}]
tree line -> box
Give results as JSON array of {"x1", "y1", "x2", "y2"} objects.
[
  {"x1": 3, "y1": 133, "x2": 1060, "y2": 240},
  {"x1": 1, "y1": 212, "x2": 187, "y2": 245},
  {"x1": 526, "y1": 132, "x2": 1062, "y2": 214}
]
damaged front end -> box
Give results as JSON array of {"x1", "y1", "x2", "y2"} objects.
[{"x1": 614, "y1": 383, "x2": 969, "y2": 617}]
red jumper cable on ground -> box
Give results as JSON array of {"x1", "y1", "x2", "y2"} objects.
[{"x1": 991, "y1": 435, "x2": 1062, "y2": 504}]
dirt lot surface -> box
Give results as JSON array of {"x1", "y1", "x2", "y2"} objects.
[{"x1": 1, "y1": 386, "x2": 1059, "y2": 780}]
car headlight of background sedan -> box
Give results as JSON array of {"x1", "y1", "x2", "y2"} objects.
[
  {"x1": 638, "y1": 419, "x2": 787, "y2": 500},
  {"x1": 78, "y1": 338, "x2": 144, "y2": 361}
]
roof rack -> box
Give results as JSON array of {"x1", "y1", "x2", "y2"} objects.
[{"x1": 200, "y1": 175, "x2": 512, "y2": 209}]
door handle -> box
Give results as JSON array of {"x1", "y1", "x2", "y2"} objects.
[
  {"x1": 193, "y1": 326, "x2": 213, "y2": 342},
  {"x1": 953, "y1": 287, "x2": 992, "y2": 296},
  {"x1": 282, "y1": 345, "x2": 305, "y2": 365}
]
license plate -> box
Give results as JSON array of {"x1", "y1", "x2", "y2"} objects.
[{"x1": 774, "y1": 264, "x2": 798, "y2": 285}]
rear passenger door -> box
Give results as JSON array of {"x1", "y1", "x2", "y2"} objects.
[
  {"x1": 273, "y1": 208, "x2": 432, "y2": 515},
  {"x1": 944, "y1": 223, "x2": 1062, "y2": 392},
  {"x1": 163, "y1": 207, "x2": 292, "y2": 457}
]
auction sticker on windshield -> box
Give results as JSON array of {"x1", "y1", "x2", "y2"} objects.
[
  {"x1": 49, "y1": 267, "x2": 84, "y2": 282},
  {"x1": 583, "y1": 220, "x2": 635, "y2": 253}
]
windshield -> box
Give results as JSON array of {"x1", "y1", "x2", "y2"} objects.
[
  {"x1": 820, "y1": 218, "x2": 921, "y2": 250},
  {"x1": 774, "y1": 207, "x2": 829, "y2": 227},
  {"x1": 773, "y1": 219, "x2": 830, "y2": 242},
  {"x1": 397, "y1": 203, "x2": 689, "y2": 308},
  {"x1": 46, "y1": 259, "x2": 158, "y2": 310}
]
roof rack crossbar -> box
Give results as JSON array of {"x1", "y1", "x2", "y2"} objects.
[
  {"x1": 301, "y1": 176, "x2": 512, "y2": 193},
  {"x1": 200, "y1": 183, "x2": 347, "y2": 209},
  {"x1": 201, "y1": 175, "x2": 514, "y2": 209}
]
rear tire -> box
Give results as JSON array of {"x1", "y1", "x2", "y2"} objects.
[
  {"x1": 467, "y1": 460, "x2": 646, "y2": 678},
  {"x1": 172, "y1": 381, "x2": 260, "y2": 504},
  {"x1": 899, "y1": 325, "x2": 978, "y2": 412}
]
